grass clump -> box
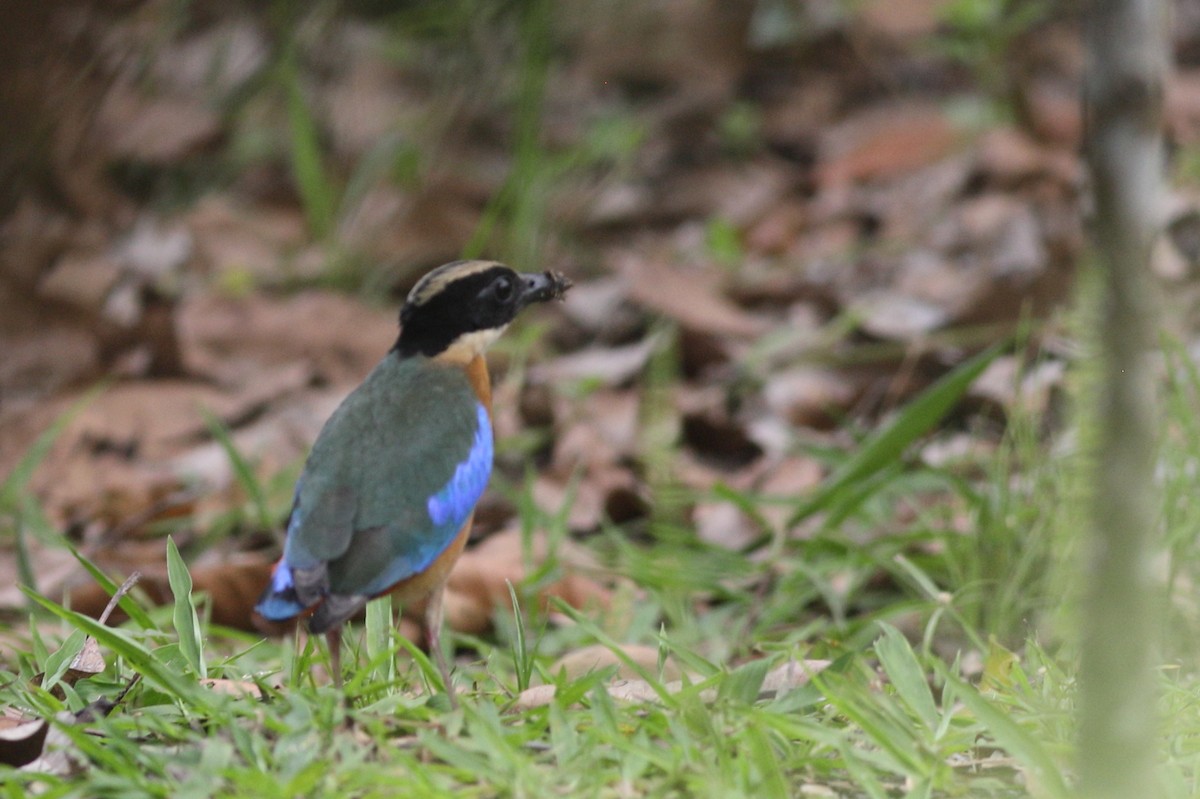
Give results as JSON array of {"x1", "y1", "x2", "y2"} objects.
[{"x1": 0, "y1": 342, "x2": 1107, "y2": 798}]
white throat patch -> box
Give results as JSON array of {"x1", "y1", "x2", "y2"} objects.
[{"x1": 436, "y1": 326, "x2": 508, "y2": 364}]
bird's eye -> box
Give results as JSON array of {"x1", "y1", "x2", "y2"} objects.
[{"x1": 492, "y1": 277, "x2": 513, "y2": 302}]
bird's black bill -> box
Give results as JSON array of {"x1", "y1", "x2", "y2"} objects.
[{"x1": 517, "y1": 270, "x2": 573, "y2": 307}]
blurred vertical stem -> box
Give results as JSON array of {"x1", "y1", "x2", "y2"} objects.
[
  {"x1": 1080, "y1": 1, "x2": 1167, "y2": 797},
  {"x1": 641, "y1": 324, "x2": 686, "y2": 526}
]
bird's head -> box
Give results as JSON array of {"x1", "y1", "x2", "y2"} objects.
[{"x1": 395, "y1": 260, "x2": 572, "y2": 362}]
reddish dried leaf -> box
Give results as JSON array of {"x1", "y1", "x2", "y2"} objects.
[
  {"x1": 1021, "y1": 79, "x2": 1082, "y2": 147},
  {"x1": 191, "y1": 556, "x2": 276, "y2": 631},
  {"x1": 1168, "y1": 69, "x2": 1200, "y2": 145},
  {"x1": 818, "y1": 104, "x2": 961, "y2": 187},
  {"x1": 439, "y1": 528, "x2": 612, "y2": 636},
  {"x1": 857, "y1": 0, "x2": 942, "y2": 37}
]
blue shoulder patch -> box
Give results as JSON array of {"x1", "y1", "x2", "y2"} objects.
[
  {"x1": 352, "y1": 400, "x2": 489, "y2": 595},
  {"x1": 427, "y1": 403, "x2": 494, "y2": 527},
  {"x1": 356, "y1": 402, "x2": 493, "y2": 597}
]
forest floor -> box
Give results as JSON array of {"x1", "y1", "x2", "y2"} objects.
[{"x1": 2, "y1": 1, "x2": 1200, "y2": 796}]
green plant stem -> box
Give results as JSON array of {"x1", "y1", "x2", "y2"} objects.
[{"x1": 1079, "y1": 0, "x2": 1167, "y2": 796}]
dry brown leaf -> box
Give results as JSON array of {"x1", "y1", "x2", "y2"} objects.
[
  {"x1": 573, "y1": 0, "x2": 748, "y2": 106},
  {"x1": 616, "y1": 254, "x2": 769, "y2": 339},
  {"x1": 975, "y1": 128, "x2": 1081, "y2": 188},
  {"x1": 339, "y1": 180, "x2": 482, "y2": 269},
  {"x1": 551, "y1": 644, "x2": 682, "y2": 682},
  {"x1": 853, "y1": 290, "x2": 948, "y2": 340},
  {"x1": 529, "y1": 336, "x2": 661, "y2": 387},
  {"x1": 556, "y1": 277, "x2": 642, "y2": 341},
  {"x1": 549, "y1": 390, "x2": 641, "y2": 469},
  {"x1": 37, "y1": 252, "x2": 124, "y2": 312},
  {"x1": 184, "y1": 197, "x2": 310, "y2": 283},
  {"x1": 170, "y1": 389, "x2": 343, "y2": 498},
  {"x1": 322, "y1": 51, "x2": 409, "y2": 158},
  {"x1": 0, "y1": 708, "x2": 95, "y2": 777},
  {"x1": 178, "y1": 289, "x2": 394, "y2": 386},
  {"x1": 64, "y1": 638, "x2": 106, "y2": 685},
  {"x1": 191, "y1": 555, "x2": 276, "y2": 631},
  {"x1": 817, "y1": 104, "x2": 961, "y2": 188},
  {"x1": 0, "y1": 324, "x2": 100, "y2": 411},
  {"x1": 970, "y1": 355, "x2": 1065, "y2": 417},
  {"x1": 1168, "y1": 69, "x2": 1200, "y2": 145},
  {"x1": 856, "y1": 0, "x2": 942, "y2": 38},
  {"x1": 1021, "y1": 78, "x2": 1082, "y2": 147},
  {"x1": 203, "y1": 678, "x2": 265, "y2": 699},
  {"x1": 100, "y1": 90, "x2": 222, "y2": 163},
  {"x1": 0, "y1": 716, "x2": 49, "y2": 768},
  {"x1": 657, "y1": 163, "x2": 794, "y2": 227},
  {"x1": 745, "y1": 201, "x2": 808, "y2": 256},
  {"x1": 10, "y1": 378, "x2": 267, "y2": 532},
  {"x1": 763, "y1": 367, "x2": 860, "y2": 429},
  {"x1": 694, "y1": 501, "x2": 758, "y2": 550},
  {"x1": 438, "y1": 528, "x2": 612, "y2": 636},
  {"x1": 515, "y1": 658, "x2": 831, "y2": 709},
  {"x1": 531, "y1": 468, "x2": 645, "y2": 532},
  {"x1": 754, "y1": 457, "x2": 825, "y2": 525},
  {"x1": 441, "y1": 590, "x2": 492, "y2": 636},
  {"x1": 0, "y1": 544, "x2": 79, "y2": 612}
]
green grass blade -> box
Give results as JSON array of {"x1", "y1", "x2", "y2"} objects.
[
  {"x1": 780, "y1": 345, "x2": 1002, "y2": 532},
  {"x1": 935, "y1": 662, "x2": 1069, "y2": 798},
  {"x1": 743, "y1": 720, "x2": 789, "y2": 795},
  {"x1": 166, "y1": 537, "x2": 206, "y2": 680},
  {"x1": 41, "y1": 629, "x2": 87, "y2": 692},
  {"x1": 201, "y1": 410, "x2": 272, "y2": 530},
  {"x1": 394, "y1": 632, "x2": 450, "y2": 699},
  {"x1": 506, "y1": 580, "x2": 532, "y2": 693},
  {"x1": 283, "y1": 53, "x2": 336, "y2": 240},
  {"x1": 365, "y1": 596, "x2": 395, "y2": 685},
  {"x1": 873, "y1": 623, "x2": 939, "y2": 731},
  {"x1": 2, "y1": 383, "x2": 107, "y2": 591},
  {"x1": 22, "y1": 587, "x2": 200, "y2": 702},
  {"x1": 816, "y1": 669, "x2": 928, "y2": 778},
  {"x1": 0, "y1": 383, "x2": 105, "y2": 510},
  {"x1": 838, "y1": 739, "x2": 892, "y2": 799},
  {"x1": 65, "y1": 545, "x2": 157, "y2": 630},
  {"x1": 551, "y1": 598, "x2": 678, "y2": 708},
  {"x1": 719, "y1": 657, "x2": 772, "y2": 705}
]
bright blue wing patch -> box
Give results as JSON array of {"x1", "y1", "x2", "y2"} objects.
[
  {"x1": 427, "y1": 403, "x2": 494, "y2": 527},
  {"x1": 358, "y1": 402, "x2": 493, "y2": 597}
]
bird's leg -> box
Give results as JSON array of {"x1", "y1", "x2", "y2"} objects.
[
  {"x1": 326, "y1": 628, "x2": 343, "y2": 689},
  {"x1": 424, "y1": 584, "x2": 457, "y2": 708}
]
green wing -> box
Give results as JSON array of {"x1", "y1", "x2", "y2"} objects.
[{"x1": 280, "y1": 355, "x2": 483, "y2": 598}]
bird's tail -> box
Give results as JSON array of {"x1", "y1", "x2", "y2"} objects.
[{"x1": 255, "y1": 560, "x2": 310, "y2": 621}]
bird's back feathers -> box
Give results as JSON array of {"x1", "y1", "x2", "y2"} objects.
[{"x1": 255, "y1": 354, "x2": 492, "y2": 628}]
